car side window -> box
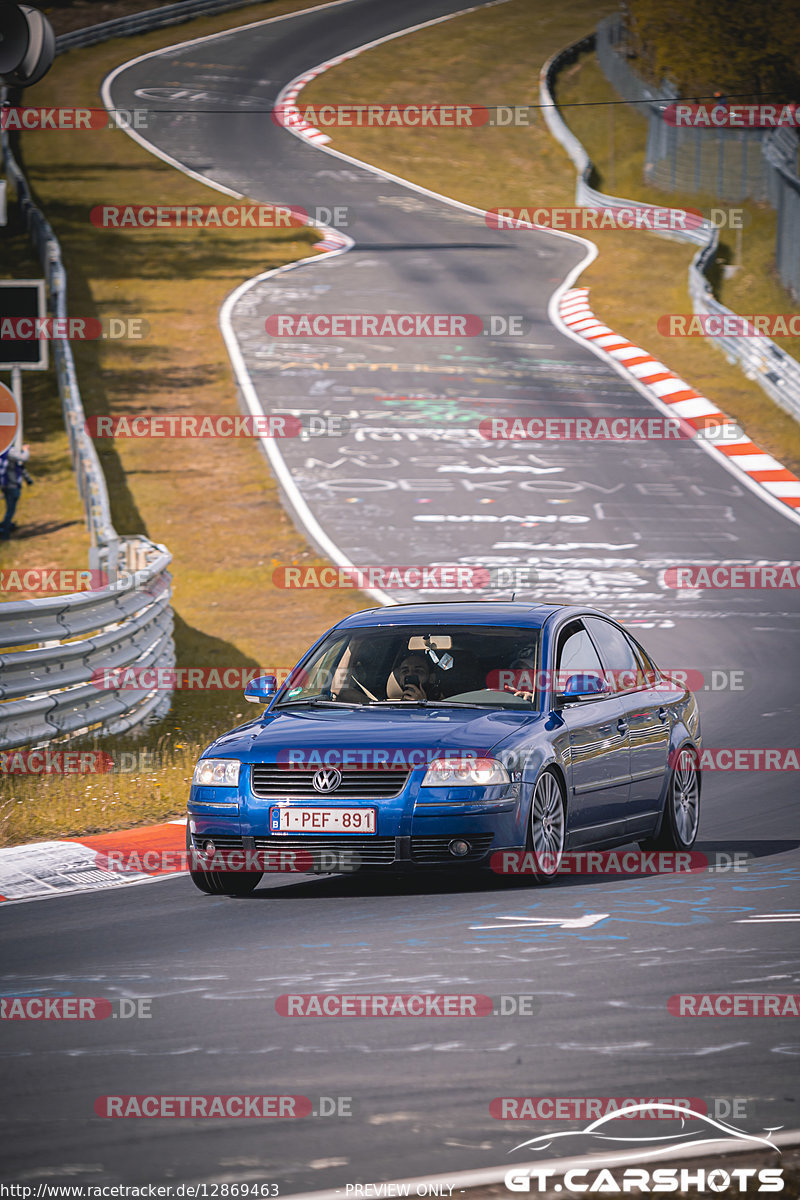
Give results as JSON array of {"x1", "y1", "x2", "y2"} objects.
[
  {"x1": 584, "y1": 617, "x2": 641, "y2": 692},
  {"x1": 555, "y1": 621, "x2": 604, "y2": 688},
  {"x1": 625, "y1": 632, "x2": 660, "y2": 686}
]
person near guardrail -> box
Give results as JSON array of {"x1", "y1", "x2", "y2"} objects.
[{"x1": 0, "y1": 444, "x2": 34, "y2": 539}]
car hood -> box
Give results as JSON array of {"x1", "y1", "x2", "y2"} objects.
[{"x1": 206, "y1": 704, "x2": 543, "y2": 761}]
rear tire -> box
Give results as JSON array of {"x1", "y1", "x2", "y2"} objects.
[
  {"x1": 525, "y1": 768, "x2": 566, "y2": 884},
  {"x1": 642, "y1": 746, "x2": 700, "y2": 851}
]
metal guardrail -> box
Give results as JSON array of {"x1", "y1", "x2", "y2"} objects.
[
  {"x1": 0, "y1": 0, "x2": 202, "y2": 748},
  {"x1": 540, "y1": 36, "x2": 800, "y2": 425},
  {"x1": 55, "y1": 0, "x2": 271, "y2": 52},
  {"x1": 0, "y1": 540, "x2": 174, "y2": 750},
  {"x1": 1, "y1": 133, "x2": 119, "y2": 567},
  {"x1": 595, "y1": 13, "x2": 800, "y2": 303}
]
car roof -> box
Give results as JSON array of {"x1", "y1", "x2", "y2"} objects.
[{"x1": 332, "y1": 602, "x2": 604, "y2": 630}]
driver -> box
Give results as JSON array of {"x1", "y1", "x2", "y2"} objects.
[
  {"x1": 390, "y1": 652, "x2": 436, "y2": 701},
  {"x1": 506, "y1": 644, "x2": 538, "y2": 702}
]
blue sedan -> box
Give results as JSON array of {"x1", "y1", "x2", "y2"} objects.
[{"x1": 187, "y1": 602, "x2": 702, "y2": 895}]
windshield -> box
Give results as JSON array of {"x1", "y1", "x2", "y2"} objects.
[{"x1": 275, "y1": 624, "x2": 542, "y2": 710}]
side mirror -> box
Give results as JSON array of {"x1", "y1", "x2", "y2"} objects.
[
  {"x1": 244, "y1": 674, "x2": 278, "y2": 703},
  {"x1": 559, "y1": 672, "x2": 611, "y2": 701}
]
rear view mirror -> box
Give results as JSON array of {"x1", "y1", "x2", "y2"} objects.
[
  {"x1": 244, "y1": 674, "x2": 278, "y2": 703},
  {"x1": 559, "y1": 672, "x2": 610, "y2": 701}
]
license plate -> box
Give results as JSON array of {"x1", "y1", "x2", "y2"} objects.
[{"x1": 269, "y1": 806, "x2": 377, "y2": 834}]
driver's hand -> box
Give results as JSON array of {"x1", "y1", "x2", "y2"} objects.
[
  {"x1": 512, "y1": 689, "x2": 535, "y2": 702},
  {"x1": 402, "y1": 682, "x2": 427, "y2": 701}
]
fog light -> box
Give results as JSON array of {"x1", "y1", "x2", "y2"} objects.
[
  {"x1": 203, "y1": 840, "x2": 216, "y2": 855},
  {"x1": 449, "y1": 839, "x2": 471, "y2": 857}
]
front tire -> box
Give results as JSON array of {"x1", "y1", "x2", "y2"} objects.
[
  {"x1": 186, "y1": 827, "x2": 262, "y2": 896},
  {"x1": 643, "y1": 746, "x2": 701, "y2": 850},
  {"x1": 526, "y1": 768, "x2": 566, "y2": 883},
  {"x1": 189, "y1": 868, "x2": 262, "y2": 896}
]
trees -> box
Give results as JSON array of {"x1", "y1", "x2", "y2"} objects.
[{"x1": 622, "y1": 0, "x2": 800, "y2": 100}]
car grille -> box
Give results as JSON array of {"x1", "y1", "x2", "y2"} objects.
[
  {"x1": 253, "y1": 835, "x2": 397, "y2": 866},
  {"x1": 250, "y1": 764, "x2": 411, "y2": 800},
  {"x1": 410, "y1": 834, "x2": 494, "y2": 864},
  {"x1": 191, "y1": 834, "x2": 244, "y2": 850}
]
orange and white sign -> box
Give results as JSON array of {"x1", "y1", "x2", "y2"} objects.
[{"x1": 0, "y1": 382, "x2": 20, "y2": 455}]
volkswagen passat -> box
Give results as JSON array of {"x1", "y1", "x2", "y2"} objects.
[{"x1": 187, "y1": 602, "x2": 701, "y2": 894}]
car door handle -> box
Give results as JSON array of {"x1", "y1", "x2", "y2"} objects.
[
  {"x1": 617, "y1": 718, "x2": 628, "y2": 735},
  {"x1": 658, "y1": 706, "x2": 669, "y2": 723}
]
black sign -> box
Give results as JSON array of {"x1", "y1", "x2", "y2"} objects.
[{"x1": 0, "y1": 280, "x2": 46, "y2": 368}]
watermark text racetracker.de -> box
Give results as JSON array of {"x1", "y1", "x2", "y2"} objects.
[
  {"x1": 91, "y1": 667, "x2": 293, "y2": 691},
  {"x1": 0, "y1": 107, "x2": 149, "y2": 131},
  {"x1": 491, "y1": 849, "x2": 751, "y2": 876},
  {"x1": 0, "y1": 997, "x2": 152, "y2": 1019},
  {"x1": 1, "y1": 316, "x2": 148, "y2": 341},
  {"x1": 274, "y1": 993, "x2": 539, "y2": 1017},
  {"x1": 84, "y1": 414, "x2": 348, "y2": 439},
  {"x1": 263, "y1": 314, "x2": 530, "y2": 338},
  {"x1": 271, "y1": 564, "x2": 538, "y2": 589},
  {"x1": 94, "y1": 1094, "x2": 352, "y2": 1119},
  {"x1": 663, "y1": 563, "x2": 800, "y2": 588},
  {"x1": 273, "y1": 103, "x2": 536, "y2": 128},
  {"x1": 669, "y1": 993, "x2": 800, "y2": 1017},
  {"x1": 478, "y1": 415, "x2": 743, "y2": 442},
  {"x1": 487, "y1": 205, "x2": 748, "y2": 230},
  {"x1": 1, "y1": 749, "x2": 162, "y2": 775}
]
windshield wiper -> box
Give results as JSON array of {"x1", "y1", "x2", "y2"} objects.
[
  {"x1": 275, "y1": 697, "x2": 361, "y2": 708},
  {"x1": 366, "y1": 699, "x2": 488, "y2": 710}
]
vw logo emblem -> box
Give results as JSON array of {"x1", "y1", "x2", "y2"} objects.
[{"x1": 312, "y1": 767, "x2": 342, "y2": 793}]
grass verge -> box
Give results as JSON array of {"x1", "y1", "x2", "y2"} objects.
[{"x1": 1, "y1": 0, "x2": 372, "y2": 847}]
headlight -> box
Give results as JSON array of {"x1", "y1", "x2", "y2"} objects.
[
  {"x1": 422, "y1": 757, "x2": 510, "y2": 787},
  {"x1": 192, "y1": 758, "x2": 241, "y2": 787}
]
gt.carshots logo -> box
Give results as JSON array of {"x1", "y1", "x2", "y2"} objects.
[
  {"x1": 505, "y1": 1166, "x2": 784, "y2": 1193},
  {"x1": 264, "y1": 314, "x2": 484, "y2": 336}
]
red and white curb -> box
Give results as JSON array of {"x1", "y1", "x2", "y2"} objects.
[
  {"x1": 0, "y1": 819, "x2": 187, "y2": 905},
  {"x1": 560, "y1": 288, "x2": 800, "y2": 514},
  {"x1": 273, "y1": 56, "x2": 357, "y2": 145},
  {"x1": 312, "y1": 228, "x2": 350, "y2": 251}
]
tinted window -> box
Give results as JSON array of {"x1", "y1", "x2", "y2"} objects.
[
  {"x1": 625, "y1": 632, "x2": 660, "y2": 685},
  {"x1": 584, "y1": 617, "x2": 641, "y2": 692},
  {"x1": 275, "y1": 624, "x2": 542, "y2": 709},
  {"x1": 555, "y1": 622, "x2": 603, "y2": 688}
]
